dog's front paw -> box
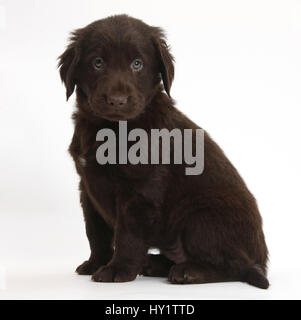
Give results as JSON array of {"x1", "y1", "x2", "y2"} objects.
[
  {"x1": 76, "y1": 260, "x2": 102, "y2": 275},
  {"x1": 92, "y1": 264, "x2": 138, "y2": 282}
]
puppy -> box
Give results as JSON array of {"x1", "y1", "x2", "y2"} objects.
[{"x1": 58, "y1": 14, "x2": 269, "y2": 288}]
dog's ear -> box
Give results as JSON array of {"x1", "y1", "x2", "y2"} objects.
[
  {"x1": 152, "y1": 28, "x2": 175, "y2": 97},
  {"x1": 58, "y1": 31, "x2": 81, "y2": 100}
]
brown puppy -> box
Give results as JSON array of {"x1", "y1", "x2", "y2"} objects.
[{"x1": 58, "y1": 14, "x2": 269, "y2": 288}]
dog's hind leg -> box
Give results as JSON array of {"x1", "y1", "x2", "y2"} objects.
[
  {"x1": 141, "y1": 254, "x2": 174, "y2": 277},
  {"x1": 168, "y1": 262, "x2": 238, "y2": 284},
  {"x1": 175, "y1": 208, "x2": 269, "y2": 288},
  {"x1": 168, "y1": 261, "x2": 269, "y2": 289}
]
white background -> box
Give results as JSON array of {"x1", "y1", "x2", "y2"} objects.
[{"x1": 1, "y1": 0, "x2": 301, "y2": 300}]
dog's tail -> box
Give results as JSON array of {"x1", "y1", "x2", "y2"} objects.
[{"x1": 241, "y1": 264, "x2": 269, "y2": 289}]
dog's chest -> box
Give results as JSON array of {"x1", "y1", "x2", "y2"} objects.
[{"x1": 70, "y1": 123, "x2": 168, "y2": 232}]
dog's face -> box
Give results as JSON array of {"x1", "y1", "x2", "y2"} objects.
[{"x1": 58, "y1": 15, "x2": 174, "y2": 121}]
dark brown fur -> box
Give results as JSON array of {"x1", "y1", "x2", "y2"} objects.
[{"x1": 58, "y1": 14, "x2": 269, "y2": 289}]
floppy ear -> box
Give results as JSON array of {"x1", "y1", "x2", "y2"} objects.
[
  {"x1": 152, "y1": 28, "x2": 175, "y2": 97},
  {"x1": 58, "y1": 32, "x2": 81, "y2": 100}
]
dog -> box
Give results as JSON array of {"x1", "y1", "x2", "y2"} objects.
[{"x1": 58, "y1": 14, "x2": 269, "y2": 288}]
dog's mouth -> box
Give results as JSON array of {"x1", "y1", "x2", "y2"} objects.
[
  {"x1": 90, "y1": 103, "x2": 144, "y2": 121},
  {"x1": 99, "y1": 111, "x2": 129, "y2": 121},
  {"x1": 88, "y1": 95, "x2": 145, "y2": 121}
]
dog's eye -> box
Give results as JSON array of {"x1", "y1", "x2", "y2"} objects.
[
  {"x1": 131, "y1": 59, "x2": 143, "y2": 71},
  {"x1": 93, "y1": 57, "x2": 104, "y2": 69}
]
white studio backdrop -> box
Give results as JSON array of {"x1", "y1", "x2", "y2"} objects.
[{"x1": 0, "y1": 0, "x2": 301, "y2": 299}]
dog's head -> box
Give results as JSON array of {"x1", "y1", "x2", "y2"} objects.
[{"x1": 58, "y1": 15, "x2": 174, "y2": 121}]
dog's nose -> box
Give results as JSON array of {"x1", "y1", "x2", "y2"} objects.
[{"x1": 107, "y1": 95, "x2": 128, "y2": 107}]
